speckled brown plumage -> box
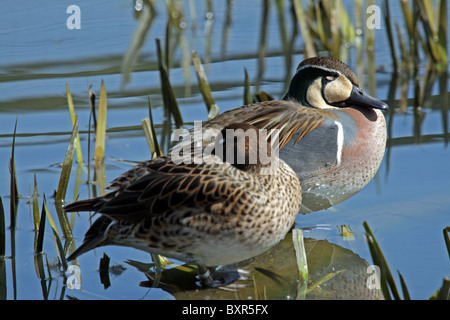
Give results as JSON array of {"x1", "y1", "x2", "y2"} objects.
[{"x1": 65, "y1": 124, "x2": 302, "y2": 282}]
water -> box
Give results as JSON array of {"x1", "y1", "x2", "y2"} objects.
[{"x1": 0, "y1": 0, "x2": 448, "y2": 300}]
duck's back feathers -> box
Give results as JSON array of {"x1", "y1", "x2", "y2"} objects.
[{"x1": 64, "y1": 153, "x2": 258, "y2": 224}]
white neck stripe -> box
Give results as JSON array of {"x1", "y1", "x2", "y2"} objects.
[{"x1": 334, "y1": 120, "x2": 344, "y2": 166}]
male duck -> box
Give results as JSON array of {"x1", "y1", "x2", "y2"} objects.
[
  {"x1": 65, "y1": 123, "x2": 302, "y2": 287},
  {"x1": 200, "y1": 56, "x2": 388, "y2": 213}
]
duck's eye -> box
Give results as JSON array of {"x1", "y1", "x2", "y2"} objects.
[{"x1": 321, "y1": 75, "x2": 337, "y2": 87}]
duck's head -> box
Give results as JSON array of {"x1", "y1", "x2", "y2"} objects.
[
  {"x1": 283, "y1": 56, "x2": 388, "y2": 111},
  {"x1": 214, "y1": 123, "x2": 274, "y2": 171}
]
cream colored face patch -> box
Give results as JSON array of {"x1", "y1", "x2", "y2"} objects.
[
  {"x1": 306, "y1": 78, "x2": 328, "y2": 108},
  {"x1": 324, "y1": 74, "x2": 353, "y2": 104}
]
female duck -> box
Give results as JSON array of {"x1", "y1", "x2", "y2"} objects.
[{"x1": 65, "y1": 123, "x2": 302, "y2": 287}]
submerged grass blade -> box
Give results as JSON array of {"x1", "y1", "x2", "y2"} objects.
[
  {"x1": 306, "y1": 269, "x2": 345, "y2": 294},
  {"x1": 66, "y1": 82, "x2": 83, "y2": 165},
  {"x1": 55, "y1": 117, "x2": 78, "y2": 202},
  {"x1": 94, "y1": 80, "x2": 107, "y2": 164}
]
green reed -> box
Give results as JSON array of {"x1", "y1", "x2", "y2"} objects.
[
  {"x1": 94, "y1": 80, "x2": 108, "y2": 165},
  {"x1": 55, "y1": 117, "x2": 78, "y2": 202},
  {"x1": 292, "y1": 229, "x2": 308, "y2": 299},
  {"x1": 9, "y1": 119, "x2": 18, "y2": 230},
  {"x1": 32, "y1": 175, "x2": 41, "y2": 252},
  {"x1": 156, "y1": 37, "x2": 184, "y2": 128},
  {"x1": 34, "y1": 191, "x2": 46, "y2": 254},
  {"x1": 44, "y1": 194, "x2": 68, "y2": 270},
  {"x1": 385, "y1": 0, "x2": 448, "y2": 72},
  {"x1": 364, "y1": 221, "x2": 450, "y2": 300},
  {"x1": 287, "y1": 0, "x2": 447, "y2": 73},
  {"x1": 192, "y1": 50, "x2": 219, "y2": 119},
  {"x1": 66, "y1": 82, "x2": 83, "y2": 165},
  {"x1": 363, "y1": 221, "x2": 408, "y2": 300}
]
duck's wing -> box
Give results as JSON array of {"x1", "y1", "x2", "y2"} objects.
[
  {"x1": 205, "y1": 100, "x2": 333, "y2": 149},
  {"x1": 64, "y1": 156, "x2": 243, "y2": 224},
  {"x1": 245, "y1": 102, "x2": 332, "y2": 149}
]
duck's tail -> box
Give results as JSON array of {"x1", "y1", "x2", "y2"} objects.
[
  {"x1": 67, "y1": 215, "x2": 113, "y2": 261},
  {"x1": 64, "y1": 197, "x2": 102, "y2": 213}
]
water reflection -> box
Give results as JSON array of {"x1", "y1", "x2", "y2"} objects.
[
  {"x1": 123, "y1": 231, "x2": 383, "y2": 300},
  {"x1": 384, "y1": 68, "x2": 449, "y2": 175}
]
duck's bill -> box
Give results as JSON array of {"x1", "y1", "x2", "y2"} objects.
[{"x1": 347, "y1": 85, "x2": 389, "y2": 111}]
